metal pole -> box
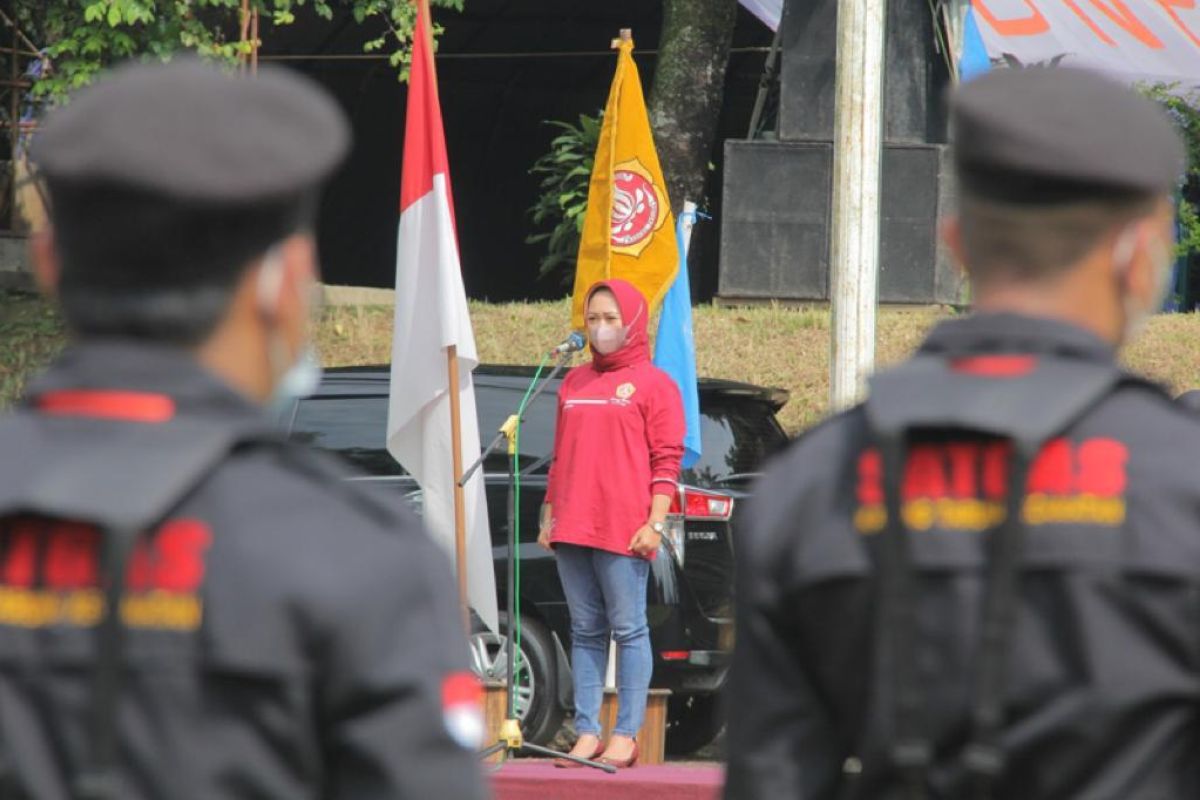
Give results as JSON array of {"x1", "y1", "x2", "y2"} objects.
[{"x1": 829, "y1": 0, "x2": 886, "y2": 411}]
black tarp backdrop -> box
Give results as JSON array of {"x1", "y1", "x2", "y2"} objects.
[{"x1": 260, "y1": 1, "x2": 772, "y2": 302}]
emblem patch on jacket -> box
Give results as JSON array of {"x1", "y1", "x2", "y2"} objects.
[
  {"x1": 441, "y1": 671, "x2": 485, "y2": 749},
  {"x1": 0, "y1": 518, "x2": 212, "y2": 631},
  {"x1": 853, "y1": 437, "x2": 1129, "y2": 533},
  {"x1": 616, "y1": 382, "x2": 637, "y2": 400}
]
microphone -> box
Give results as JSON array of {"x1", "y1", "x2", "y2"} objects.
[{"x1": 549, "y1": 331, "x2": 587, "y2": 356}]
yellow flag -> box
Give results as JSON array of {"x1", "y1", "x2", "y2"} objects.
[{"x1": 570, "y1": 34, "x2": 677, "y2": 331}]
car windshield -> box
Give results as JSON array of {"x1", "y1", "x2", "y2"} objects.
[
  {"x1": 290, "y1": 395, "x2": 403, "y2": 475},
  {"x1": 287, "y1": 380, "x2": 788, "y2": 489},
  {"x1": 288, "y1": 385, "x2": 559, "y2": 478},
  {"x1": 681, "y1": 398, "x2": 789, "y2": 490}
]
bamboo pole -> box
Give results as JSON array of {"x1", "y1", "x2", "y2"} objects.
[
  {"x1": 418, "y1": 0, "x2": 436, "y2": 65},
  {"x1": 239, "y1": 0, "x2": 251, "y2": 75},
  {"x1": 238, "y1": 0, "x2": 259, "y2": 76},
  {"x1": 446, "y1": 344, "x2": 470, "y2": 631},
  {"x1": 251, "y1": 7, "x2": 259, "y2": 75},
  {"x1": 416, "y1": 0, "x2": 468, "y2": 632}
]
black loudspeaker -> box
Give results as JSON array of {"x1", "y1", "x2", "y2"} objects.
[
  {"x1": 778, "y1": 0, "x2": 949, "y2": 144},
  {"x1": 719, "y1": 140, "x2": 964, "y2": 304},
  {"x1": 718, "y1": 141, "x2": 832, "y2": 300},
  {"x1": 776, "y1": 0, "x2": 837, "y2": 142}
]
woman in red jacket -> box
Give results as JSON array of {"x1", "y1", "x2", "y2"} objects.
[{"x1": 537, "y1": 279, "x2": 685, "y2": 769}]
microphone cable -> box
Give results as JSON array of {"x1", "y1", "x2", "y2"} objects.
[{"x1": 510, "y1": 351, "x2": 551, "y2": 713}]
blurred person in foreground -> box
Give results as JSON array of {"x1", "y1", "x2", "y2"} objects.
[
  {"x1": 0, "y1": 59, "x2": 488, "y2": 800},
  {"x1": 724, "y1": 67, "x2": 1193, "y2": 799}
]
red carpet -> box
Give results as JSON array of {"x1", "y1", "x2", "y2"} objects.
[{"x1": 490, "y1": 759, "x2": 723, "y2": 800}]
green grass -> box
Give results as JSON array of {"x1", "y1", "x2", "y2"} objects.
[
  {"x1": 6, "y1": 290, "x2": 1200, "y2": 435},
  {"x1": 0, "y1": 290, "x2": 68, "y2": 407}
]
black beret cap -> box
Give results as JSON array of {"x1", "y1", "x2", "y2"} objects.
[
  {"x1": 30, "y1": 57, "x2": 348, "y2": 200},
  {"x1": 951, "y1": 67, "x2": 1185, "y2": 204}
]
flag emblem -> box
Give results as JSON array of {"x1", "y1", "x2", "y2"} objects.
[
  {"x1": 569, "y1": 34, "x2": 677, "y2": 329},
  {"x1": 611, "y1": 158, "x2": 666, "y2": 255},
  {"x1": 441, "y1": 671, "x2": 485, "y2": 750}
]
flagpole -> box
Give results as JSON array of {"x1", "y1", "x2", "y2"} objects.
[
  {"x1": 418, "y1": 0, "x2": 435, "y2": 56},
  {"x1": 447, "y1": 344, "x2": 470, "y2": 630},
  {"x1": 414, "y1": 0, "x2": 471, "y2": 630}
]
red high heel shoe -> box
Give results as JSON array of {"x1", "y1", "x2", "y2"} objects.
[
  {"x1": 597, "y1": 740, "x2": 639, "y2": 769},
  {"x1": 553, "y1": 739, "x2": 605, "y2": 769}
]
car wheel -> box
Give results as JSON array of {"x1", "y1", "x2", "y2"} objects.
[
  {"x1": 665, "y1": 693, "x2": 723, "y2": 756},
  {"x1": 468, "y1": 612, "x2": 564, "y2": 745}
]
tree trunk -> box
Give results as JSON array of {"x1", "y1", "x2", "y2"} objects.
[{"x1": 647, "y1": 0, "x2": 739, "y2": 215}]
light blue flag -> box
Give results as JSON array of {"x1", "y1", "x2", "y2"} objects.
[
  {"x1": 654, "y1": 203, "x2": 702, "y2": 469},
  {"x1": 959, "y1": 6, "x2": 991, "y2": 83}
]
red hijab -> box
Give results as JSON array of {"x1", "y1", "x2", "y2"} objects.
[{"x1": 584, "y1": 279, "x2": 650, "y2": 372}]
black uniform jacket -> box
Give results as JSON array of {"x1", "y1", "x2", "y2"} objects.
[
  {"x1": 0, "y1": 342, "x2": 488, "y2": 800},
  {"x1": 724, "y1": 314, "x2": 1200, "y2": 800}
]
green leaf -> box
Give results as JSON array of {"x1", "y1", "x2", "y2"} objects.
[{"x1": 107, "y1": 4, "x2": 123, "y2": 27}]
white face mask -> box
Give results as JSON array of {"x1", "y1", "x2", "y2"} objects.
[
  {"x1": 589, "y1": 324, "x2": 626, "y2": 355},
  {"x1": 268, "y1": 346, "x2": 322, "y2": 414},
  {"x1": 587, "y1": 298, "x2": 643, "y2": 355},
  {"x1": 1115, "y1": 225, "x2": 1175, "y2": 344},
  {"x1": 257, "y1": 247, "x2": 322, "y2": 411}
]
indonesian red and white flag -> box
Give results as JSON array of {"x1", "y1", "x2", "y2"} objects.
[{"x1": 387, "y1": 4, "x2": 497, "y2": 634}]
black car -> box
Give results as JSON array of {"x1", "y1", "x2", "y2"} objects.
[{"x1": 282, "y1": 364, "x2": 788, "y2": 755}]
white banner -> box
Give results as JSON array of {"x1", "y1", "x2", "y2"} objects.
[
  {"x1": 740, "y1": 0, "x2": 783, "y2": 30},
  {"x1": 970, "y1": 0, "x2": 1200, "y2": 88}
]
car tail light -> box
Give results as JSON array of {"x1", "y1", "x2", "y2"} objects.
[
  {"x1": 660, "y1": 650, "x2": 690, "y2": 661},
  {"x1": 668, "y1": 486, "x2": 735, "y2": 521},
  {"x1": 662, "y1": 486, "x2": 735, "y2": 568}
]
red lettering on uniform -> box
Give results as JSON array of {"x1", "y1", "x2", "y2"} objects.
[
  {"x1": 1156, "y1": 0, "x2": 1200, "y2": 48},
  {"x1": 904, "y1": 446, "x2": 948, "y2": 501},
  {"x1": 972, "y1": 0, "x2": 1050, "y2": 36},
  {"x1": 1076, "y1": 438, "x2": 1128, "y2": 496},
  {"x1": 1, "y1": 517, "x2": 212, "y2": 594},
  {"x1": 128, "y1": 520, "x2": 212, "y2": 592},
  {"x1": 3, "y1": 522, "x2": 39, "y2": 588},
  {"x1": 1028, "y1": 438, "x2": 1074, "y2": 495},
  {"x1": 857, "y1": 449, "x2": 883, "y2": 505},
  {"x1": 981, "y1": 442, "x2": 1011, "y2": 499},
  {"x1": 43, "y1": 523, "x2": 99, "y2": 590},
  {"x1": 944, "y1": 443, "x2": 981, "y2": 498},
  {"x1": 152, "y1": 520, "x2": 212, "y2": 593},
  {"x1": 1062, "y1": 0, "x2": 1165, "y2": 48}
]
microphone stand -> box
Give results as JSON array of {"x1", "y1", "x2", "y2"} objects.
[
  {"x1": 467, "y1": 349, "x2": 616, "y2": 773},
  {"x1": 460, "y1": 350, "x2": 571, "y2": 489}
]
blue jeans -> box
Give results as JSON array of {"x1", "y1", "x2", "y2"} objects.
[{"x1": 555, "y1": 544, "x2": 652, "y2": 738}]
